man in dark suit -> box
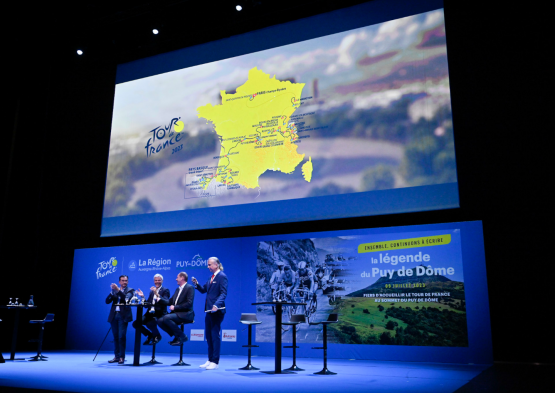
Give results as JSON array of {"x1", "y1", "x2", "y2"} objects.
[
  {"x1": 132, "y1": 273, "x2": 170, "y2": 345},
  {"x1": 105, "y1": 275, "x2": 135, "y2": 364},
  {"x1": 157, "y1": 272, "x2": 195, "y2": 346},
  {"x1": 192, "y1": 256, "x2": 227, "y2": 370}
]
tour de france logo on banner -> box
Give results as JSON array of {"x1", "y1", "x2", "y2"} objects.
[
  {"x1": 96, "y1": 257, "x2": 118, "y2": 279},
  {"x1": 256, "y1": 229, "x2": 468, "y2": 347}
]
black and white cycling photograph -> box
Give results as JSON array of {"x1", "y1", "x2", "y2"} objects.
[{"x1": 256, "y1": 238, "x2": 357, "y2": 343}]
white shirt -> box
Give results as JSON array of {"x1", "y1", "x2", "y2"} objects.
[
  {"x1": 114, "y1": 287, "x2": 126, "y2": 312},
  {"x1": 211, "y1": 269, "x2": 220, "y2": 284},
  {"x1": 150, "y1": 286, "x2": 161, "y2": 312},
  {"x1": 174, "y1": 283, "x2": 186, "y2": 304}
]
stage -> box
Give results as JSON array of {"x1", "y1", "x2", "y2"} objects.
[{"x1": 0, "y1": 351, "x2": 488, "y2": 393}]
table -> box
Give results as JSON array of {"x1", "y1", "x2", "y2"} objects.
[
  {"x1": 252, "y1": 301, "x2": 306, "y2": 374},
  {"x1": 115, "y1": 303, "x2": 150, "y2": 366},
  {"x1": 0, "y1": 305, "x2": 38, "y2": 361}
]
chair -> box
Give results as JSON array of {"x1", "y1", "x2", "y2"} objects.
[
  {"x1": 239, "y1": 313, "x2": 261, "y2": 370},
  {"x1": 28, "y1": 314, "x2": 55, "y2": 361},
  {"x1": 309, "y1": 313, "x2": 338, "y2": 375},
  {"x1": 172, "y1": 322, "x2": 192, "y2": 366},
  {"x1": 283, "y1": 314, "x2": 306, "y2": 371}
]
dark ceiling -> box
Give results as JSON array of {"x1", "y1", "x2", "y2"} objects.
[{"x1": 9, "y1": 0, "x2": 371, "y2": 66}]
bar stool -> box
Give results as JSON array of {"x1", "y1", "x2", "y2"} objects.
[
  {"x1": 144, "y1": 338, "x2": 162, "y2": 365},
  {"x1": 239, "y1": 313, "x2": 261, "y2": 370},
  {"x1": 309, "y1": 313, "x2": 338, "y2": 375},
  {"x1": 172, "y1": 322, "x2": 192, "y2": 366},
  {"x1": 283, "y1": 314, "x2": 306, "y2": 371},
  {"x1": 28, "y1": 314, "x2": 55, "y2": 361}
]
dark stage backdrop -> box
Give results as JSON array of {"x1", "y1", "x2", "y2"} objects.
[
  {"x1": 4, "y1": 0, "x2": 549, "y2": 365},
  {"x1": 68, "y1": 220, "x2": 491, "y2": 364}
]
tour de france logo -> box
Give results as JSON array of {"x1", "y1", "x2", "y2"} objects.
[
  {"x1": 128, "y1": 259, "x2": 137, "y2": 272},
  {"x1": 96, "y1": 257, "x2": 118, "y2": 279},
  {"x1": 145, "y1": 117, "x2": 185, "y2": 158}
]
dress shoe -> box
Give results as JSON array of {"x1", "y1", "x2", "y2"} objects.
[
  {"x1": 108, "y1": 357, "x2": 119, "y2": 363},
  {"x1": 206, "y1": 362, "x2": 219, "y2": 370},
  {"x1": 118, "y1": 358, "x2": 125, "y2": 364},
  {"x1": 170, "y1": 340, "x2": 183, "y2": 346},
  {"x1": 199, "y1": 360, "x2": 211, "y2": 368},
  {"x1": 153, "y1": 335, "x2": 161, "y2": 344},
  {"x1": 143, "y1": 337, "x2": 153, "y2": 345},
  {"x1": 181, "y1": 334, "x2": 188, "y2": 343}
]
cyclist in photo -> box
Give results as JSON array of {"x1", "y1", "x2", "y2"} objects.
[
  {"x1": 281, "y1": 264, "x2": 296, "y2": 296},
  {"x1": 315, "y1": 263, "x2": 326, "y2": 289},
  {"x1": 270, "y1": 262, "x2": 285, "y2": 299},
  {"x1": 293, "y1": 261, "x2": 316, "y2": 305}
]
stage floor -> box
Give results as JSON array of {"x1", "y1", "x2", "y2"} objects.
[{"x1": 0, "y1": 351, "x2": 488, "y2": 393}]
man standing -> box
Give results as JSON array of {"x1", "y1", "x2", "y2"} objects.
[
  {"x1": 157, "y1": 272, "x2": 195, "y2": 346},
  {"x1": 192, "y1": 257, "x2": 227, "y2": 370},
  {"x1": 132, "y1": 273, "x2": 170, "y2": 345},
  {"x1": 105, "y1": 275, "x2": 134, "y2": 364}
]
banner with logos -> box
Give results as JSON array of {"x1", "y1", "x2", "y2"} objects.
[{"x1": 67, "y1": 221, "x2": 491, "y2": 363}]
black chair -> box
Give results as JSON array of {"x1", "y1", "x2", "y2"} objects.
[
  {"x1": 28, "y1": 314, "x2": 55, "y2": 361},
  {"x1": 239, "y1": 313, "x2": 261, "y2": 370},
  {"x1": 283, "y1": 314, "x2": 306, "y2": 371},
  {"x1": 172, "y1": 322, "x2": 192, "y2": 366},
  {"x1": 0, "y1": 319, "x2": 4, "y2": 363},
  {"x1": 309, "y1": 313, "x2": 338, "y2": 375}
]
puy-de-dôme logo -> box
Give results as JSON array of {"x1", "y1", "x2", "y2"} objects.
[
  {"x1": 176, "y1": 254, "x2": 208, "y2": 269},
  {"x1": 145, "y1": 117, "x2": 186, "y2": 157},
  {"x1": 97, "y1": 257, "x2": 118, "y2": 279}
]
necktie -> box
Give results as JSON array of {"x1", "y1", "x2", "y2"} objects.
[{"x1": 210, "y1": 274, "x2": 215, "y2": 284}]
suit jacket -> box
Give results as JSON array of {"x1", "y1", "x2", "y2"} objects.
[
  {"x1": 106, "y1": 286, "x2": 135, "y2": 323},
  {"x1": 144, "y1": 286, "x2": 170, "y2": 318},
  {"x1": 195, "y1": 271, "x2": 227, "y2": 314},
  {"x1": 160, "y1": 283, "x2": 195, "y2": 323}
]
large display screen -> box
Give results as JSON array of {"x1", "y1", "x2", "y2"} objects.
[
  {"x1": 68, "y1": 221, "x2": 491, "y2": 363},
  {"x1": 102, "y1": 0, "x2": 458, "y2": 236}
]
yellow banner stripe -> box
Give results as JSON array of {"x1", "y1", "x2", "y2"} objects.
[{"x1": 358, "y1": 234, "x2": 451, "y2": 253}]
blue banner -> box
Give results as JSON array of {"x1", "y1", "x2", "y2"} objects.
[{"x1": 68, "y1": 221, "x2": 491, "y2": 363}]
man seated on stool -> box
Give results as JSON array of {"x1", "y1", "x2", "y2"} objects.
[
  {"x1": 157, "y1": 272, "x2": 195, "y2": 346},
  {"x1": 133, "y1": 273, "x2": 170, "y2": 345}
]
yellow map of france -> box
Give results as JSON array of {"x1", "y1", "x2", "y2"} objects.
[{"x1": 197, "y1": 67, "x2": 313, "y2": 190}]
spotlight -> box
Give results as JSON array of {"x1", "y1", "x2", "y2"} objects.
[
  {"x1": 153, "y1": 29, "x2": 159, "y2": 35},
  {"x1": 236, "y1": 5, "x2": 242, "y2": 11},
  {"x1": 77, "y1": 50, "x2": 83, "y2": 55}
]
